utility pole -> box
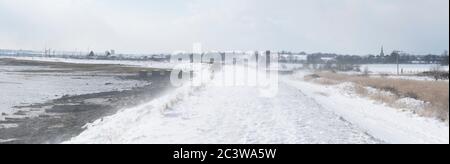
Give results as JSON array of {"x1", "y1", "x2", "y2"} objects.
[
  {"x1": 266, "y1": 50, "x2": 271, "y2": 76},
  {"x1": 396, "y1": 51, "x2": 400, "y2": 75}
]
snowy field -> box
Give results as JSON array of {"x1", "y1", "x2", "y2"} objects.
[
  {"x1": 65, "y1": 66, "x2": 449, "y2": 144},
  {"x1": 2, "y1": 57, "x2": 448, "y2": 144},
  {"x1": 0, "y1": 56, "x2": 175, "y2": 69},
  {"x1": 360, "y1": 64, "x2": 449, "y2": 75},
  {"x1": 374, "y1": 74, "x2": 449, "y2": 82},
  {"x1": 0, "y1": 64, "x2": 149, "y2": 120},
  {"x1": 336, "y1": 64, "x2": 449, "y2": 81},
  {"x1": 279, "y1": 63, "x2": 304, "y2": 71},
  {"x1": 284, "y1": 72, "x2": 449, "y2": 144}
]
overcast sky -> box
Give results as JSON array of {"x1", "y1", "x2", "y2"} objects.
[{"x1": 0, "y1": 0, "x2": 448, "y2": 55}]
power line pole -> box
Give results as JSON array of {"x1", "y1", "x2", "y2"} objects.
[{"x1": 396, "y1": 51, "x2": 400, "y2": 75}]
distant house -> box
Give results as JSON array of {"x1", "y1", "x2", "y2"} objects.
[
  {"x1": 411, "y1": 60, "x2": 427, "y2": 64},
  {"x1": 88, "y1": 51, "x2": 95, "y2": 57},
  {"x1": 320, "y1": 57, "x2": 336, "y2": 63},
  {"x1": 150, "y1": 54, "x2": 168, "y2": 62},
  {"x1": 279, "y1": 53, "x2": 307, "y2": 63}
]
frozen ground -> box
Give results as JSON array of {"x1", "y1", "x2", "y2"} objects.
[
  {"x1": 374, "y1": 75, "x2": 444, "y2": 81},
  {"x1": 338, "y1": 64, "x2": 449, "y2": 81},
  {"x1": 0, "y1": 64, "x2": 149, "y2": 120},
  {"x1": 284, "y1": 72, "x2": 448, "y2": 144},
  {"x1": 279, "y1": 63, "x2": 304, "y2": 71},
  {"x1": 360, "y1": 64, "x2": 449, "y2": 75},
  {"x1": 66, "y1": 66, "x2": 449, "y2": 144},
  {"x1": 2, "y1": 57, "x2": 447, "y2": 144},
  {"x1": 1, "y1": 56, "x2": 174, "y2": 69},
  {"x1": 0, "y1": 58, "x2": 173, "y2": 143}
]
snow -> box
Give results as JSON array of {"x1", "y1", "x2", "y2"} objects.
[
  {"x1": 363, "y1": 86, "x2": 429, "y2": 113},
  {"x1": 1, "y1": 56, "x2": 175, "y2": 69},
  {"x1": 394, "y1": 98, "x2": 428, "y2": 113},
  {"x1": 5, "y1": 58, "x2": 440, "y2": 144},
  {"x1": 360, "y1": 64, "x2": 449, "y2": 75},
  {"x1": 284, "y1": 72, "x2": 449, "y2": 144},
  {"x1": 0, "y1": 64, "x2": 150, "y2": 120},
  {"x1": 0, "y1": 124, "x2": 18, "y2": 129},
  {"x1": 66, "y1": 66, "x2": 379, "y2": 144},
  {"x1": 279, "y1": 63, "x2": 304, "y2": 71},
  {"x1": 4, "y1": 57, "x2": 447, "y2": 144},
  {"x1": 380, "y1": 75, "x2": 442, "y2": 81},
  {"x1": 365, "y1": 86, "x2": 396, "y2": 97},
  {"x1": 67, "y1": 66, "x2": 449, "y2": 144},
  {"x1": 341, "y1": 69, "x2": 449, "y2": 82},
  {"x1": 0, "y1": 138, "x2": 19, "y2": 143}
]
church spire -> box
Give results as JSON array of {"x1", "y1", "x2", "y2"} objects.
[{"x1": 380, "y1": 46, "x2": 385, "y2": 57}]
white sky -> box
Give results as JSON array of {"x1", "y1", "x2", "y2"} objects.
[{"x1": 0, "y1": 0, "x2": 448, "y2": 55}]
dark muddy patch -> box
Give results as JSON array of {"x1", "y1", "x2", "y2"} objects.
[
  {"x1": 0, "y1": 80, "x2": 172, "y2": 144},
  {"x1": 0, "y1": 58, "x2": 173, "y2": 144}
]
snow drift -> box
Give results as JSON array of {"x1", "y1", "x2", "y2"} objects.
[{"x1": 65, "y1": 66, "x2": 449, "y2": 144}]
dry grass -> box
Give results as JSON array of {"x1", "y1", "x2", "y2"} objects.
[
  {"x1": 368, "y1": 91, "x2": 399, "y2": 105},
  {"x1": 309, "y1": 71, "x2": 449, "y2": 121},
  {"x1": 315, "y1": 78, "x2": 340, "y2": 85}
]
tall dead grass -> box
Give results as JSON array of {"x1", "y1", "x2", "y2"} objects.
[{"x1": 310, "y1": 72, "x2": 449, "y2": 121}]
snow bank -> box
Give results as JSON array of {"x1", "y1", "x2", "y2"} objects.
[
  {"x1": 394, "y1": 98, "x2": 429, "y2": 112},
  {"x1": 65, "y1": 65, "x2": 213, "y2": 143},
  {"x1": 3, "y1": 56, "x2": 175, "y2": 69},
  {"x1": 361, "y1": 64, "x2": 448, "y2": 75},
  {"x1": 66, "y1": 66, "x2": 379, "y2": 144},
  {"x1": 0, "y1": 65, "x2": 149, "y2": 120},
  {"x1": 284, "y1": 72, "x2": 449, "y2": 144},
  {"x1": 65, "y1": 68, "x2": 448, "y2": 144}
]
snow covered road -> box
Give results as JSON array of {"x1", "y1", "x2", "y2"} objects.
[{"x1": 65, "y1": 67, "x2": 449, "y2": 144}]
